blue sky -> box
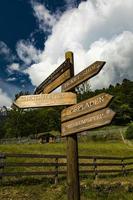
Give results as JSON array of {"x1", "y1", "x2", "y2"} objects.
[
  {"x1": 0, "y1": 0, "x2": 133, "y2": 107},
  {"x1": 0, "y1": 0, "x2": 83, "y2": 106}
]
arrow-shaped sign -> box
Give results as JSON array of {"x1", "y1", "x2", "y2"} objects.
[
  {"x1": 61, "y1": 61, "x2": 105, "y2": 92},
  {"x1": 13, "y1": 93, "x2": 77, "y2": 109},
  {"x1": 61, "y1": 108, "x2": 116, "y2": 137},
  {"x1": 61, "y1": 93, "x2": 113, "y2": 122},
  {"x1": 34, "y1": 58, "x2": 74, "y2": 94}
]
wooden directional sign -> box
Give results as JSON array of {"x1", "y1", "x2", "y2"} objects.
[
  {"x1": 13, "y1": 93, "x2": 77, "y2": 109},
  {"x1": 34, "y1": 58, "x2": 74, "y2": 94},
  {"x1": 61, "y1": 108, "x2": 115, "y2": 136},
  {"x1": 62, "y1": 61, "x2": 105, "y2": 92},
  {"x1": 61, "y1": 93, "x2": 113, "y2": 122}
]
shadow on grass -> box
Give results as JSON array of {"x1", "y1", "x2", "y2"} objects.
[{"x1": 0, "y1": 176, "x2": 67, "y2": 187}]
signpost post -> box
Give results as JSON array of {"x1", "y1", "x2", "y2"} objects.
[{"x1": 65, "y1": 52, "x2": 80, "y2": 200}]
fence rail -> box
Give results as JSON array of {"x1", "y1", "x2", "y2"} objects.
[{"x1": 0, "y1": 153, "x2": 133, "y2": 183}]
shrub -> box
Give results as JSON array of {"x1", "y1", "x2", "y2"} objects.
[{"x1": 125, "y1": 122, "x2": 133, "y2": 139}]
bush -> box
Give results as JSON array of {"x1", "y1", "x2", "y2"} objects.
[{"x1": 125, "y1": 122, "x2": 133, "y2": 139}]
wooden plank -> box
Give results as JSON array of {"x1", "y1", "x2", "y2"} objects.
[
  {"x1": 79, "y1": 169, "x2": 133, "y2": 173},
  {"x1": 4, "y1": 153, "x2": 66, "y2": 159},
  {"x1": 43, "y1": 69, "x2": 71, "y2": 93},
  {"x1": 5, "y1": 153, "x2": 132, "y2": 161},
  {"x1": 0, "y1": 171, "x2": 65, "y2": 177},
  {"x1": 5, "y1": 162, "x2": 67, "y2": 167},
  {"x1": 79, "y1": 155, "x2": 124, "y2": 160},
  {"x1": 62, "y1": 61, "x2": 105, "y2": 92},
  {"x1": 34, "y1": 58, "x2": 73, "y2": 94},
  {"x1": 61, "y1": 108, "x2": 116, "y2": 136},
  {"x1": 79, "y1": 163, "x2": 123, "y2": 166},
  {"x1": 61, "y1": 93, "x2": 113, "y2": 122},
  {"x1": 1, "y1": 168, "x2": 133, "y2": 177},
  {"x1": 13, "y1": 92, "x2": 77, "y2": 109},
  {"x1": 3, "y1": 162, "x2": 133, "y2": 168}
]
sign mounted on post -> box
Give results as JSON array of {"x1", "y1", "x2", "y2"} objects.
[
  {"x1": 62, "y1": 61, "x2": 105, "y2": 92},
  {"x1": 13, "y1": 92, "x2": 77, "y2": 109},
  {"x1": 34, "y1": 58, "x2": 74, "y2": 94},
  {"x1": 61, "y1": 93, "x2": 113, "y2": 122},
  {"x1": 61, "y1": 108, "x2": 115, "y2": 137}
]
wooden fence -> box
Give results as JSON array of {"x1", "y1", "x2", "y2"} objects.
[{"x1": 0, "y1": 153, "x2": 133, "y2": 183}]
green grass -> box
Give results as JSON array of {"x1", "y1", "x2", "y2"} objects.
[
  {"x1": 0, "y1": 138, "x2": 133, "y2": 199},
  {"x1": 0, "y1": 139, "x2": 133, "y2": 156},
  {"x1": 1, "y1": 176, "x2": 133, "y2": 200}
]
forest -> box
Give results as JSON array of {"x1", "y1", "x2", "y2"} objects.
[{"x1": 0, "y1": 79, "x2": 132, "y2": 139}]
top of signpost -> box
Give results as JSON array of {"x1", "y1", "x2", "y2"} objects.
[{"x1": 34, "y1": 58, "x2": 74, "y2": 94}]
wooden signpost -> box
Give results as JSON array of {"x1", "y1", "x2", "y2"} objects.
[
  {"x1": 12, "y1": 50, "x2": 116, "y2": 200},
  {"x1": 34, "y1": 58, "x2": 74, "y2": 94},
  {"x1": 62, "y1": 61, "x2": 105, "y2": 92},
  {"x1": 13, "y1": 92, "x2": 77, "y2": 108}
]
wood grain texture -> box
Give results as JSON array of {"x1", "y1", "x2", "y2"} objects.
[
  {"x1": 62, "y1": 61, "x2": 105, "y2": 92},
  {"x1": 43, "y1": 69, "x2": 71, "y2": 93},
  {"x1": 13, "y1": 92, "x2": 77, "y2": 108},
  {"x1": 34, "y1": 58, "x2": 73, "y2": 94},
  {"x1": 61, "y1": 93, "x2": 113, "y2": 122},
  {"x1": 65, "y1": 51, "x2": 80, "y2": 200},
  {"x1": 61, "y1": 108, "x2": 116, "y2": 136}
]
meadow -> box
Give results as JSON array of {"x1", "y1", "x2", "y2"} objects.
[{"x1": 0, "y1": 126, "x2": 133, "y2": 199}]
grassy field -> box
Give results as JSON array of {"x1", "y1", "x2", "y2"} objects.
[
  {"x1": 0, "y1": 126, "x2": 133, "y2": 200},
  {"x1": 0, "y1": 140, "x2": 133, "y2": 199},
  {"x1": 0, "y1": 139, "x2": 133, "y2": 157}
]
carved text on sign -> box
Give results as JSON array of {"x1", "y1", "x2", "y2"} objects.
[
  {"x1": 62, "y1": 61, "x2": 105, "y2": 92},
  {"x1": 61, "y1": 93, "x2": 113, "y2": 122},
  {"x1": 14, "y1": 93, "x2": 77, "y2": 108},
  {"x1": 61, "y1": 108, "x2": 115, "y2": 136},
  {"x1": 34, "y1": 58, "x2": 74, "y2": 94}
]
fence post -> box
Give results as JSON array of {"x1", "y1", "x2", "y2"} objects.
[
  {"x1": 0, "y1": 154, "x2": 5, "y2": 182},
  {"x1": 54, "y1": 157, "x2": 58, "y2": 184},
  {"x1": 121, "y1": 159, "x2": 126, "y2": 176},
  {"x1": 93, "y1": 157, "x2": 98, "y2": 180}
]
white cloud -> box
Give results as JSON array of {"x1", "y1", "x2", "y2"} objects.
[
  {"x1": 0, "y1": 88, "x2": 12, "y2": 107},
  {"x1": 0, "y1": 41, "x2": 10, "y2": 55},
  {"x1": 88, "y1": 31, "x2": 133, "y2": 89},
  {"x1": 0, "y1": 41, "x2": 15, "y2": 61},
  {"x1": 6, "y1": 77, "x2": 17, "y2": 82},
  {"x1": 31, "y1": 1, "x2": 58, "y2": 32},
  {"x1": 16, "y1": 40, "x2": 41, "y2": 65},
  {"x1": 23, "y1": 0, "x2": 133, "y2": 89},
  {"x1": 9, "y1": 63, "x2": 20, "y2": 71}
]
